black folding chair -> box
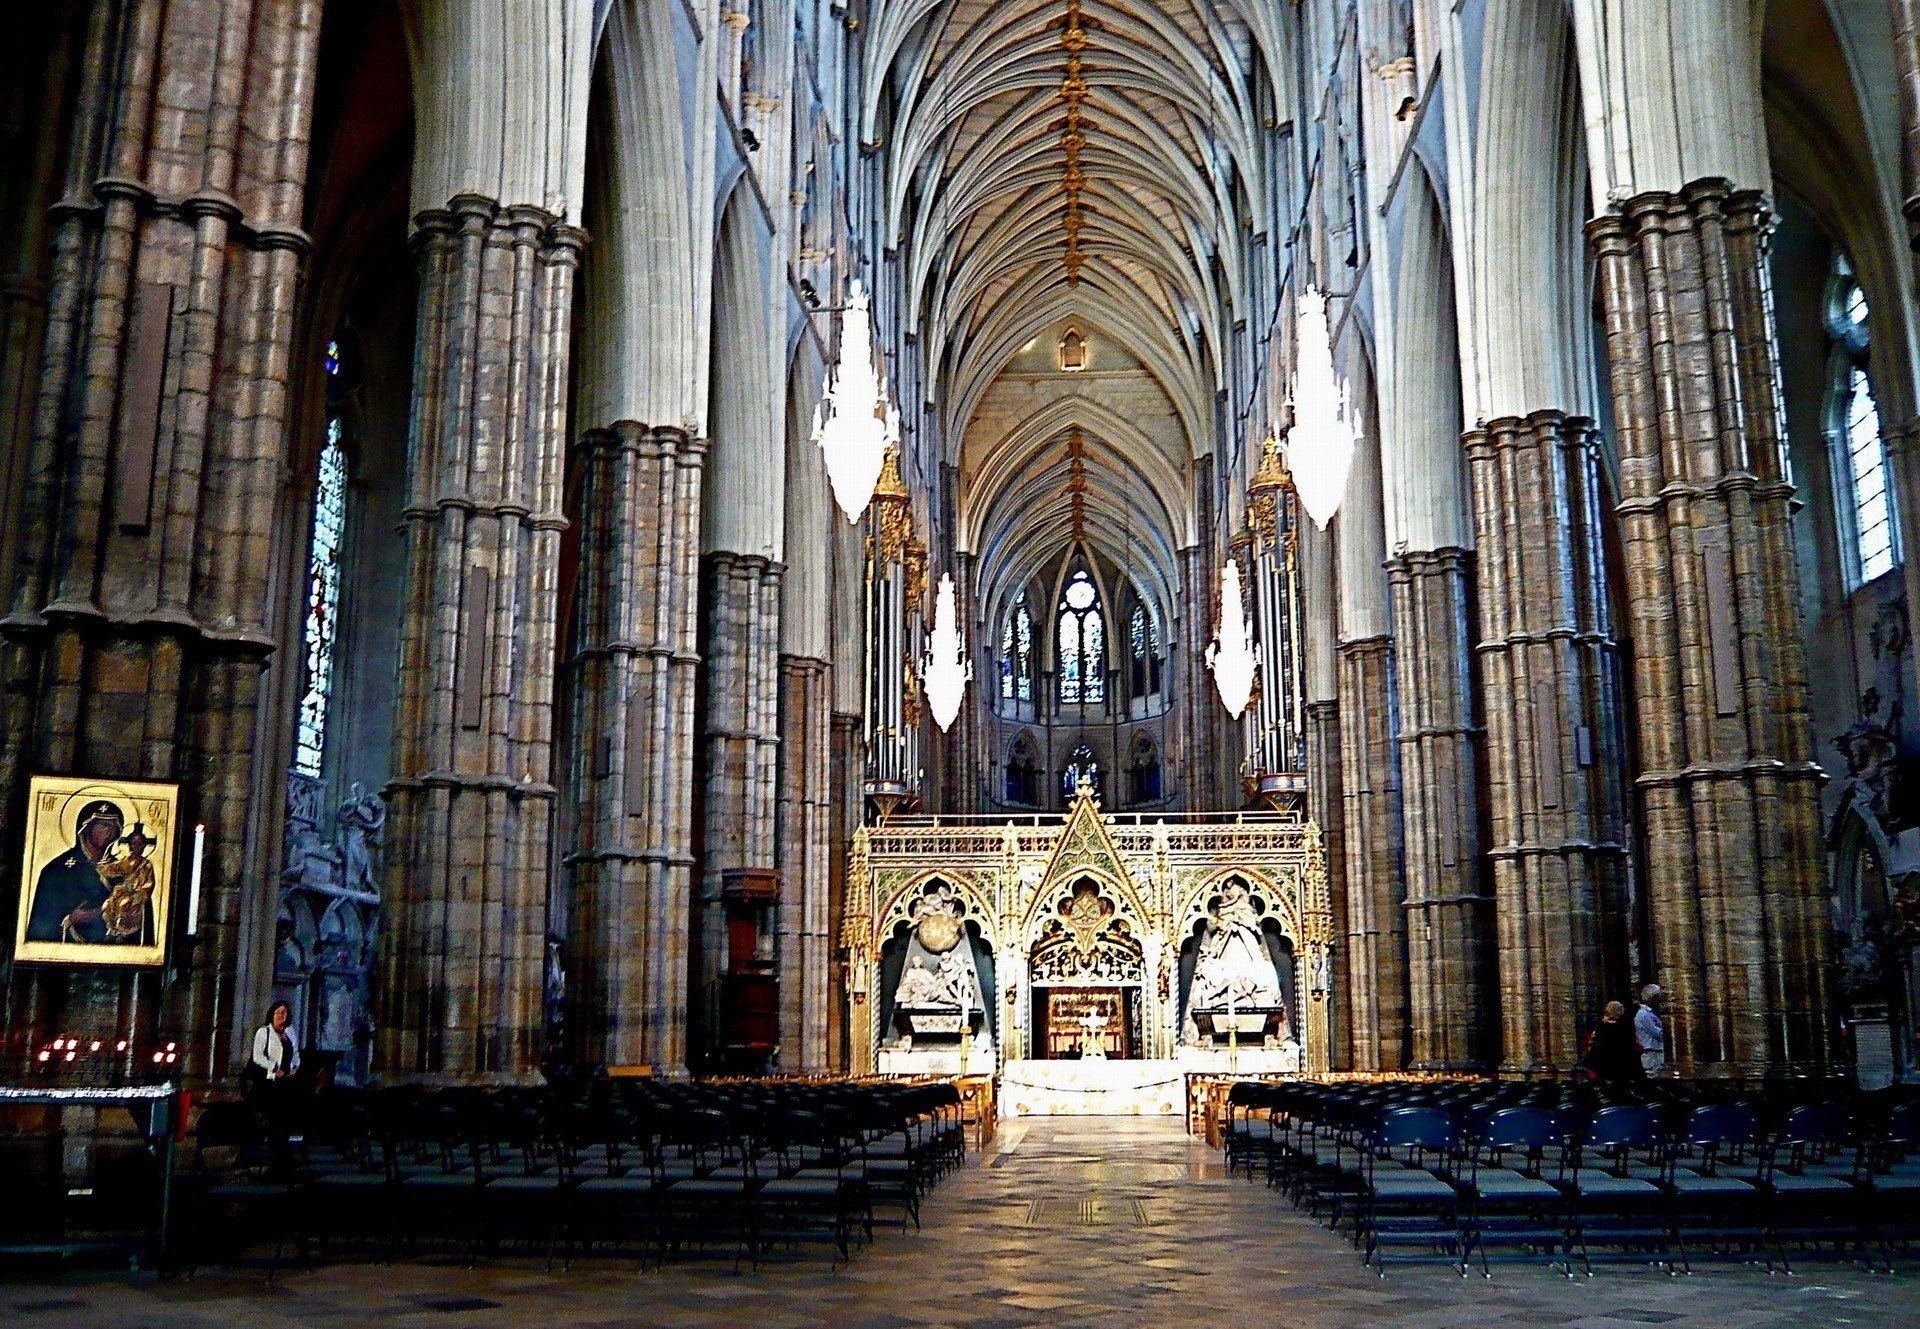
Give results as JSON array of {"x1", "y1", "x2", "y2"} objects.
[
  {"x1": 1358, "y1": 1107, "x2": 1463, "y2": 1276},
  {"x1": 1562, "y1": 1105, "x2": 1673, "y2": 1275},
  {"x1": 185, "y1": 1103, "x2": 299, "y2": 1279},
  {"x1": 1759, "y1": 1103, "x2": 1863, "y2": 1273},
  {"x1": 1458, "y1": 1107, "x2": 1571, "y2": 1277},
  {"x1": 1664, "y1": 1103, "x2": 1765, "y2": 1271},
  {"x1": 1859, "y1": 1102, "x2": 1920, "y2": 1269}
]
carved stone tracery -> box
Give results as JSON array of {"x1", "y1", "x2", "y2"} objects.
[{"x1": 842, "y1": 782, "x2": 1332, "y2": 1070}]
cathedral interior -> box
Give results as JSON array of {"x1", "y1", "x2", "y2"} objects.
[{"x1": 2, "y1": 0, "x2": 1920, "y2": 1319}]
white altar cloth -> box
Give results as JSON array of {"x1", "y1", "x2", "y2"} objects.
[{"x1": 998, "y1": 1058, "x2": 1185, "y2": 1116}]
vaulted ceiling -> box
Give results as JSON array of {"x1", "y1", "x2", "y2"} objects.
[{"x1": 864, "y1": 0, "x2": 1290, "y2": 612}]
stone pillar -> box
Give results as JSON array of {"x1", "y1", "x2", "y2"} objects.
[
  {"x1": 1588, "y1": 180, "x2": 1832, "y2": 1074},
  {"x1": 693, "y1": 552, "x2": 783, "y2": 1068},
  {"x1": 563, "y1": 421, "x2": 704, "y2": 1073},
  {"x1": 1386, "y1": 549, "x2": 1495, "y2": 1071},
  {"x1": 1179, "y1": 545, "x2": 1222, "y2": 807},
  {"x1": 0, "y1": 0, "x2": 322, "y2": 1079},
  {"x1": 776, "y1": 654, "x2": 831, "y2": 1070},
  {"x1": 1466, "y1": 412, "x2": 1631, "y2": 1074},
  {"x1": 1337, "y1": 637, "x2": 1407, "y2": 1070},
  {"x1": 1305, "y1": 697, "x2": 1349, "y2": 1066},
  {"x1": 379, "y1": 198, "x2": 583, "y2": 1080},
  {"x1": 1894, "y1": 0, "x2": 1920, "y2": 249},
  {"x1": 1300, "y1": 517, "x2": 1348, "y2": 1066},
  {"x1": 827, "y1": 709, "x2": 862, "y2": 1069}
]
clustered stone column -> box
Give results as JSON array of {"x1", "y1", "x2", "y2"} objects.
[
  {"x1": 1179, "y1": 545, "x2": 1223, "y2": 807},
  {"x1": 1337, "y1": 637, "x2": 1407, "y2": 1070},
  {"x1": 1895, "y1": 0, "x2": 1920, "y2": 249},
  {"x1": 1305, "y1": 696, "x2": 1349, "y2": 1065},
  {"x1": 776, "y1": 655, "x2": 831, "y2": 1069},
  {"x1": 1465, "y1": 412, "x2": 1631, "y2": 1074},
  {"x1": 1589, "y1": 179, "x2": 1831, "y2": 1075},
  {"x1": 563, "y1": 421, "x2": 705, "y2": 1073},
  {"x1": 380, "y1": 197, "x2": 583, "y2": 1080},
  {"x1": 827, "y1": 708, "x2": 863, "y2": 1067},
  {"x1": 0, "y1": 0, "x2": 321, "y2": 1077},
  {"x1": 1386, "y1": 549, "x2": 1494, "y2": 1070},
  {"x1": 694, "y1": 551, "x2": 783, "y2": 1064}
]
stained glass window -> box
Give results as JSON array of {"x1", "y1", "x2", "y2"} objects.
[
  {"x1": 1057, "y1": 569, "x2": 1104, "y2": 704},
  {"x1": 1003, "y1": 604, "x2": 1018, "y2": 701},
  {"x1": 1015, "y1": 599, "x2": 1032, "y2": 702},
  {"x1": 1062, "y1": 743, "x2": 1100, "y2": 802},
  {"x1": 1827, "y1": 254, "x2": 1897, "y2": 586},
  {"x1": 295, "y1": 352, "x2": 348, "y2": 778},
  {"x1": 1001, "y1": 595, "x2": 1033, "y2": 703},
  {"x1": 1129, "y1": 604, "x2": 1149, "y2": 695}
]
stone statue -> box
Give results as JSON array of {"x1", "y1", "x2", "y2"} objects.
[
  {"x1": 1078, "y1": 1003, "x2": 1110, "y2": 1058},
  {"x1": 1185, "y1": 878, "x2": 1285, "y2": 1041},
  {"x1": 1839, "y1": 914, "x2": 1889, "y2": 1005},
  {"x1": 336, "y1": 783, "x2": 387, "y2": 896},
  {"x1": 936, "y1": 946, "x2": 980, "y2": 1010},
  {"x1": 282, "y1": 772, "x2": 342, "y2": 890},
  {"x1": 895, "y1": 956, "x2": 954, "y2": 1008},
  {"x1": 1310, "y1": 945, "x2": 1332, "y2": 997}
]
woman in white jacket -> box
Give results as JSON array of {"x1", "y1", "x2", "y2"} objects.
[{"x1": 251, "y1": 1000, "x2": 300, "y2": 1081}]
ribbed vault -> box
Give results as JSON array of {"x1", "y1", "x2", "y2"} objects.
[{"x1": 869, "y1": 0, "x2": 1287, "y2": 628}]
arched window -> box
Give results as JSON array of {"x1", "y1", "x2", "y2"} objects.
[
  {"x1": 294, "y1": 340, "x2": 349, "y2": 777},
  {"x1": 1000, "y1": 594, "x2": 1033, "y2": 704},
  {"x1": 1128, "y1": 602, "x2": 1160, "y2": 698},
  {"x1": 1062, "y1": 743, "x2": 1100, "y2": 802},
  {"x1": 1827, "y1": 253, "x2": 1897, "y2": 586},
  {"x1": 1005, "y1": 736, "x2": 1040, "y2": 806},
  {"x1": 1129, "y1": 734, "x2": 1161, "y2": 805},
  {"x1": 1058, "y1": 325, "x2": 1087, "y2": 372},
  {"x1": 1058, "y1": 568, "x2": 1105, "y2": 705}
]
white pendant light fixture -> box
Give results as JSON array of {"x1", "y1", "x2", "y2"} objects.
[
  {"x1": 1206, "y1": 557, "x2": 1257, "y2": 719},
  {"x1": 813, "y1": 280, "x2": 894, "y2": 522},
  {"x1": 922, "y1": 573, "x2": 971, "y2": 731},
  {"x1": 1288, "y1": 287, "x2": 1358, "y2": 529}
]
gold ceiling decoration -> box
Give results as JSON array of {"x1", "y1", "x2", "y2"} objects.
[
  {"x1": 1057, "y1": 0, "x2": 1097, "y2": 284},
  {"x1": 1063, "y1": 428, "x2": 1089, "y2": 540}
]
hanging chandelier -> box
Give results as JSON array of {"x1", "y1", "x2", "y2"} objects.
[
  {"x1": 813, "y1": 280, "x2": 894, "y2": 522},
  {"x1": 1206, "y1": 557, "x2": 1257, "y2": 719},
  {"x1": 922, "y1": 573, "x2": 971, "y2": 731},
  {"x1": 1287, "y1": 288, "x2": 1358, "y2": 529}
]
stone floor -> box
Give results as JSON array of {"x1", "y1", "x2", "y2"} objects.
[{"x1": 0, "y1": 1116, "x2": 1912, "y2": 1327}]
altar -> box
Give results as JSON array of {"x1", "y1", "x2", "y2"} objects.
[
  {"x1": 842, "y1": 784, "x2": 1335, "y2": 1080},
  {"x1": 999, "y1": 1058, "x2": 1185, "y2": 1116}
]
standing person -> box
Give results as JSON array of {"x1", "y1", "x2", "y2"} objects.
[
  {"x1": 1634, "y1": 984, "x2": 1666, "y2": 1077},
  {"x1": 1582, "y1": 1001, "x2": 1642, "y2": 1083},
  {"x1": 247, "y1": 1002, "x2": 301, "y2": 1118}
]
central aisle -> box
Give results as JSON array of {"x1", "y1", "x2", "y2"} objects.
[{"x1": 15, "y1": 1119, "x2": 1904, "y2": 1327}]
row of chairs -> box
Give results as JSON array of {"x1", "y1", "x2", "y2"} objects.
[
  {"x1": 186, "y1": 1077, "x2": 966, "y2": 1275},
  {"x1": 1225, "y1": 1079, "x2": 1920, "y2": 1277}
]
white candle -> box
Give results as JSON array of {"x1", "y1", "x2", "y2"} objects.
[{"x1": 186, "y1": 823, "x2": 205, "y2": 936}]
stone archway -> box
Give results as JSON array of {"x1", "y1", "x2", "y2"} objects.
[{"x1": 1025, "y1": 876, "x2": 1149, "y2": 1060}]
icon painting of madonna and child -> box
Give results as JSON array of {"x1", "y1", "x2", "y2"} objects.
[{"x1": 12, "y1": 775, "x2": 180, "y2": 968}]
